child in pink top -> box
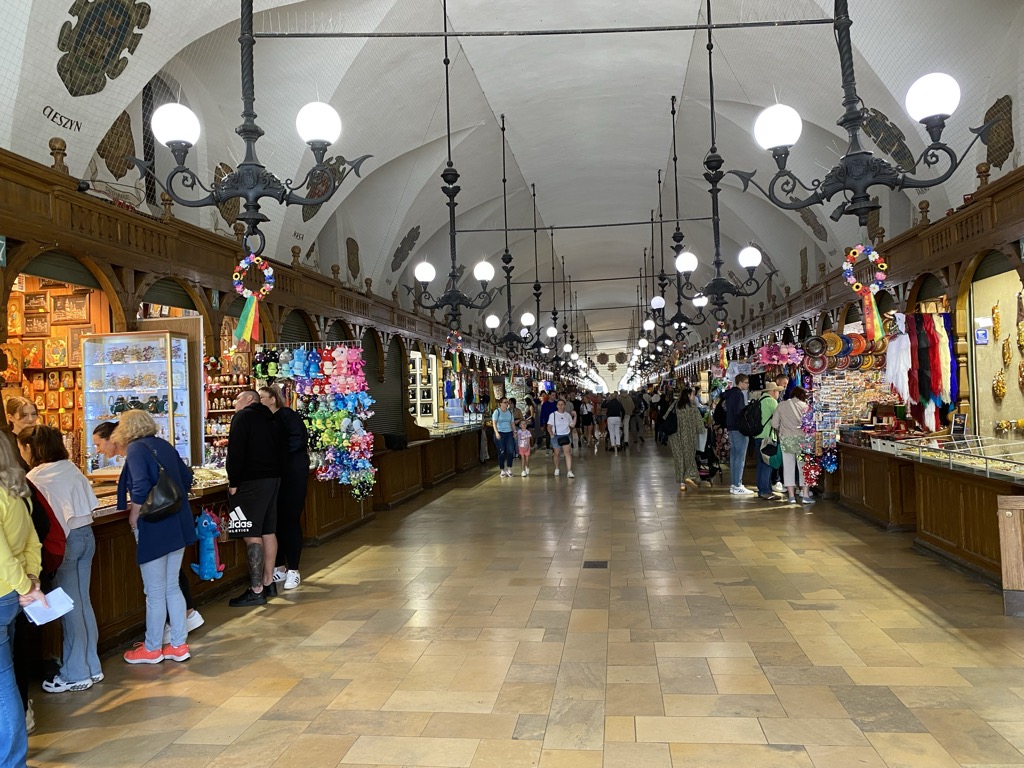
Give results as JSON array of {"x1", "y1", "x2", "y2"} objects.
[{"x1": 516, "y1": 420, "x2": 533, "y2": 477}]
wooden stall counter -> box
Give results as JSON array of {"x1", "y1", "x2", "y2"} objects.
[{"x1": 838, "y1": 444, "x2": 917, "y2": 531}]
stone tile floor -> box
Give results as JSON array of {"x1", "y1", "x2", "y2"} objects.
[{"x1": 28, "y1": 441, "x2": 1024, "y2": 767}]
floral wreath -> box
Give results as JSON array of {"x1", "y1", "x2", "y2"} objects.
[
  {"x1": 233, "y1": 253, "x2": 275, "y2": 300},
  {"x1": 842, "y1": 243, "x2": 887, "y2": 297},
  {"x1": 446, "y1": 330, "x2": 463, "y2": 353}
]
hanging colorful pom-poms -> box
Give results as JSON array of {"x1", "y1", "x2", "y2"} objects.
[
  {"x1": 232, "y1": 251, "x2": 275, "y2": 343},
  {"x1": 843, "y1": 244, "x2": 887, "y2": 341},
  {"x1": 445, "y1": 330, "x2": 463, "y2": 354},
  {"x1": 820, "y1": 448, "x2": 838, "y2": 474},
  {"x1": 802, "y1": 456, "x2": 822, "y2": 487},
  {"x1": 714, "y1": 321, "x2": 729, "y2": 370}
]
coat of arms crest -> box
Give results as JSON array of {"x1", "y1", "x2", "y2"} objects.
[{"x1": 57, "y1": 0, "x2": 151, "y2": 97}]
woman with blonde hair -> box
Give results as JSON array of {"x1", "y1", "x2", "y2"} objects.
[
  {"x1": 0, "y1": 435, "x2": 46, "y2": 764},
  {"x1": 3, "y1": 397, "x2": 38, "y2": 469},
  {"x1": 16, "y1": 424, "x2": 102, "y2": 693},
  {"x1": 111, "y1": 410, "x2": 196, "y2": 664}
]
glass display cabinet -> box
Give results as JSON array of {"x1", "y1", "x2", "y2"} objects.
[
  {"x1": 82, "y1": 331, "x2": 193, "y2": 477},
  {"x1": 894, "y1": 434, "x2": 1024, "y2": 482}
]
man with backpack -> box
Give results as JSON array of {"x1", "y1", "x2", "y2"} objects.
[
  {"x1": 721, "y1": 374, "x2": 753, "y2": 495},
  {"x1": 753, "y1": 383, "x2": 783, "y2": 499}
]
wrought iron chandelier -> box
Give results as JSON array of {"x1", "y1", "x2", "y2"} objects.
[
  {"x1": 525, "y1": 185, "x2": 545, "y2": 363},
  {"x1": 674, "y1": 4, "x2": 773, "y2": 322},
  {"x1": 484, "y1": 116, "x2": 536, "y2": 355},
  {"x1": 410, "y1": 0, "x2": 497, "y2": 329},
  {"x1": 730, "y1": 0, "x2": 995, "y2": 226},
  {"x1": 129, "y1": 0, "x2": 345, "y2": 258}
]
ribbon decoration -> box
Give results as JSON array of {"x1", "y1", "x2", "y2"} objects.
[
  {"x1": 714, "y1": 321, "x2": 729, "y2": 369},
  {"x1": 232, "y1": 252, "x2": 275, "y2": 343},
  {"x1": 842, "y1": 244, "x2": 887, "y2": 341}
]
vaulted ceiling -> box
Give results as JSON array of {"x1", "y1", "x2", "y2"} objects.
[{"x1": 2, "y1": 0, "x2": 1022, "y2": 388}]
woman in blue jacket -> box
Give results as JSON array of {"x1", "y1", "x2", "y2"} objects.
[{"x1": 111, "y1": 410, "x2": 197, "y2": 665}]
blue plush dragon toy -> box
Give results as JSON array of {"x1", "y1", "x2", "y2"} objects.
[{"x1": 190, "y1": 508, "x2": 225, "y2": 581}]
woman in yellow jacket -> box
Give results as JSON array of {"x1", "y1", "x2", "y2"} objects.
[{"x1": 0, "y1": 436, "x2": 46, "y2": 766}]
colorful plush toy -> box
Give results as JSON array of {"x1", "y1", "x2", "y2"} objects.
[{"x1": 190, "y1": 509, "x2": 225, "y2": 581}]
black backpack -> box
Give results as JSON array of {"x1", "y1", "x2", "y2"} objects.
[
  {"x1": 737, "y1": 395, "x2": 769, "y2": 437},
  {"x1": 662, "y1": 404, "x2": 678, "y2": 436},
  {"x1": 712, "y1": 398, "x2": 728, "y2": 428}
]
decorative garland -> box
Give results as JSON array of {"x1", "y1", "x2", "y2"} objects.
[
  {"x1": 756, "y1": 343, "x2": 804, "y2": 367},
  {"x1": 232, "y1": 252, "x2": 275, "y2": 343},
  {"x1": 445, "y1": 330, "x2": 463, "y2": 354},
  {"x1": 843, "y1": 244, "x2": 887, "y2": 341},
  {"x1": 714, "y1": 321, "x2": 729, "y2": 370}
]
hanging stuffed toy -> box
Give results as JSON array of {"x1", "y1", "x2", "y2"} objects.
[{"x1": 190, "y1": 509, "x2": 225, "y2": 581}]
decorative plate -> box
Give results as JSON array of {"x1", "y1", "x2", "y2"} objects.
[
  {"x1": 847, "y1": 354, "x2": 863, "y2": 370},
  {"x1": 871, "y1": 336, "x2": 888, "y2": 354},
  {"x1": 823, "y1": 332, "x2": 842, "y2": 356},
  {"x1": 848, "y1": 333, "x2": 867, "y2": 356},
  {"x1": 803, "y1": 336, "x2": 827, "y2": 357},
  {"x1": 834, "y1": 355, "x2": 851, "y2": 370},
  {"x1": 883, "y1": 317, "x2": 899, "y2": 335},
  {"x1": 827, "y1": 356, "x2": 838, "y2": 370},
  {"x1": 859, "y1": 353, "x2": 874, "y2": 370},
  {"x1": 838, "y1": 335, "x2": 854, "y2": 357},
  {"x1": 804, "y1": 355, "x2": 828, "y2": 374},
  {"x1": 873, "y1": 353, "x2": 887, "y2": 369}
]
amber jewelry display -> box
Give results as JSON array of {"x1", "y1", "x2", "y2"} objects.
[
  {"x1": 993, "y1": 369, "x2": 1007, "y2": 400},
  {"x1": 993, "y1": 300, "x2": 1002, "y2": 341},
  {"x1": 1002, "y1": 335, "x2": 1012, "y2": 368}
]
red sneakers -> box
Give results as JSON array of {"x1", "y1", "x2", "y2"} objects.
[
  {"x1": 163, "y1": 643, "x2": 191, "y2": 662},
  {"x1": 123, "y1": 643, "x2": 164, "y2": 664}
]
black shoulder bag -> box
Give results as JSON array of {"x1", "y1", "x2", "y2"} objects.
[{"x1": 137, "y1": 444, "x2": 184, "y2": 523}]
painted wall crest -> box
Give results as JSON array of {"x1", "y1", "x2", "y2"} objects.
[{"x1": 57, "y1": 0, "x2": 151, "y2": 97}]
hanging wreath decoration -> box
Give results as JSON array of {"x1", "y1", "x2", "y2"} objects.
[
  {"x1": 232, "y1": 252, "x2": 275, "y2": 343},
  {"x1": 843, "y1": 244, "x2": 887, "y2": 341},
  {"x1": 445, "y1": 330, "x2": 463, "y2": 354},
  {"x1": 714, "y1": 321, "x2": 729, "y2": 370}
]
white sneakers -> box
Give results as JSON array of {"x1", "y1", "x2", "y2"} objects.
[
  {"x1": 25, "y1": 699, "x2": 34, "y2": 734},
  {"x1": 284, "y1": 570, "x2": 301, "y2": 589},
  {"x1": 567, "y1": 471, "x2": 575, "y2": 478},
  {"x1": 163, "y1": 609, "x2": 205, "y2": 645},
  {"x1": 730, "y1": 485, "x2": 755, "y2": 496},
  {"x1": 772, "y1": 482, "x2": 785, "y2": 493},
  {"x1": 521, "y1": 469, "x2": 528, "y2": 477},
  {"x1": 554, "y1": 468, "x2": 560, "y2": 476}
]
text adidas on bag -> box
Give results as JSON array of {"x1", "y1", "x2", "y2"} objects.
[{"x1": 228, "y1": 507, "x2": 252, "y2": 534}]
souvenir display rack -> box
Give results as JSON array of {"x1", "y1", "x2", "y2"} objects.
[
  {"x1": 81, "y1": 331, "x2": 194, "y2": 474},
  {"x1": 408, "y1": 351, "x2": 437, "y2": 425}
]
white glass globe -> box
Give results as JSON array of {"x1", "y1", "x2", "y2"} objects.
[
  {"x1": 656, "y1": 345, "x2": 663, "y2": 353},
  {"x1": 738, "y1": 246, "x2": 762, "y2": 269},
  {"x1": 905, "y1": 72, "x2": 961, "y2": 122},
  {"x1": 295, "y1": 101, "x2": 342, "y2": 144},
  {"x1": 651, "y1": 295, "x2": 666, "y2": 310},
  {"x1": 521, "y1": 312, "x2": 535, "y2": 327},
  {"x1": 753, "y1": 103, "x2": 803, "y2": 150},
  {"x1": 676, "y1": 250, "x2": 699, "y2": 274},
  {"x1": 638, "y1": 338, "x2": 649, "y2": 349},
  {"x1": 563, "y1": 343, "x2": 572, "y2": 353},
  {"x1": 571, "y1": 352, "x2": 579, "y2": 361},
  {"x1": 643, "y1": 318, "x2": 656, "y2": 331},
  {"x1": 520, "y1": 327, "x2": 530, "y2": 338},
  {"x1": 540, "y1": 346, "x2": 550, "y2": 355},
  {"x1": 546, "y1": 326, "x2": 558, "y2": 338},
  {"x1": 151, "y1": 103, "x2": 201, "y2": 147},
  {"x1": 692, "y1": 293, "x2": 709, "y2": 308},
  {"x1": 473, "y1": 261, "x2": 495, "y2": 283},
  {"x1": 485, "y1": 314, "x2": 501, "y2": 329},
  {"x1": 665, "y1": 338, "x2": 673, "y2": 346},
  {"x1": 414, "y1": 261, "x2": 436, "y2": 283}
]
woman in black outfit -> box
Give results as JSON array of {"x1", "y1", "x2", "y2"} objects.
[{"x1": 260, "y1": 385, "x2": 309, "y2": 590}]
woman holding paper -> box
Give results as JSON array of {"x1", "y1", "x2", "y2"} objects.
[
  {"x1": 17, "y1": 425, "x2": 102, "y2": 693},
  {"x1": 0, "y1": 436, "x2": 46, "y2": 765}
]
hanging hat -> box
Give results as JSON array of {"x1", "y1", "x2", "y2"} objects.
[{"x1": 803, "y1": 336, "x2": 827, "y2": 356}]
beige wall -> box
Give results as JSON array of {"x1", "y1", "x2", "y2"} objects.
[{"x1": 969, "y1": 271, "x2": 1024, "y2": 436}]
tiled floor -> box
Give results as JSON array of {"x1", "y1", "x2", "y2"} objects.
[{"x1": 29, "y1": 441, "x2": 1024, "y2": 767}]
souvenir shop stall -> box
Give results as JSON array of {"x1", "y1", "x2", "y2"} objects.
[{"x1": 408, "y1": 347, "x2": 439, "y2": 429}]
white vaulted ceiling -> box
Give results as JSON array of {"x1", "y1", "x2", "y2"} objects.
[{"x1": 2, "y1": 0, "x2": 1022, "y2": 387}]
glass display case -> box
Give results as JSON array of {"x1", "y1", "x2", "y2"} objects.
[
  {"x1": 82, "y1": 331, "x2": 193, "y2": 477},
  {"x1": 893, "y1": 434, "x2": 1024, "y2": 482}
]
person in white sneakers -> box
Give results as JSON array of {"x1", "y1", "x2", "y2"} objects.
[
  {"x1": 721, "y1": 374, "x2": 754, "y2": 495},
  {"x1": 548, "y1": 400, "x2": 577, "y2": 477},
  {"x1": 491, "y1": 398, "x2": 517, "y2": 478},
  {"x1": 516, "y1": 420, "x2": 533, "y2": 477}
]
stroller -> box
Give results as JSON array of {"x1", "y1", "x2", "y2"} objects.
[{"x1": 696, "y1": 426, "x2": 723, "y2": 485}]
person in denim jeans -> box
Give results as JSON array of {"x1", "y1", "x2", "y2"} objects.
[
  {"x1": 0, "y1": 434, "x2": 47, "y2": 765},
  {"x1": 722, "y1": 375, "x2": 753, "y2": 495},
  {"x1": 752, "y1": 383, "x2": 782, "y2": 499},
  {"x1": 18, "y1": 425, "x2": 101, "y2": 693}
]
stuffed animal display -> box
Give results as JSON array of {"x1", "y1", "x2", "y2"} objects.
[{"x1": 190, "y1": 508, "x2": 225, "y2": 581}]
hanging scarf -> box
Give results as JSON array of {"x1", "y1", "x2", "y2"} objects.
[
  {"x1": 944, "y1": 313, "x2": 958, "y2": 403},
  {"x1": 932, "y1": 313, "x2": 952, "y2": 405},
  {"x1": 922, "y1": 314, "x2": 943, "y2": 405},
  {"x1": 884, "y1": 313, "x2": 912, "y2": 404},
  {"x1": 906, "y1": 314, "x2": 920, "y2": 405}
]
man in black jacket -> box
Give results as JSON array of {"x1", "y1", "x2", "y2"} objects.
[
  {"x1": 722, "y1": 374, "x2": 753, "y2": 495},
  {"x1": 226, "y1": 389, "x2": 284, "y2": 607}
]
